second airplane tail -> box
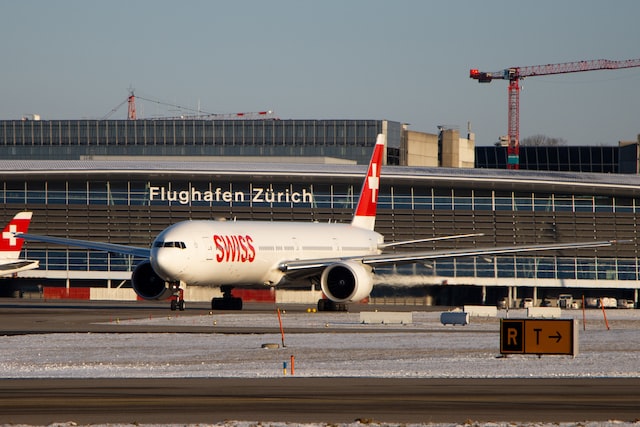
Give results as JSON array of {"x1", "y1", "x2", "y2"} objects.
[{"x1": 0, "y1": 212, "x2": 33, "y2": 259}]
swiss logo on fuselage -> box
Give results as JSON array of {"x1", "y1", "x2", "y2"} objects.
[{"x1": 213, "y1": 234, "x2": 256, "y2": 262}]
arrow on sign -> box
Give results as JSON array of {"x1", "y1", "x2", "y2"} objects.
[{"x1": 549, "y1": 331, "x2": 562, "y2": 343}]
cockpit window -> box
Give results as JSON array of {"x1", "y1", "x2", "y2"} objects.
[{"x1": 153, "y1": 241, "x2": 186, "y2": 249}]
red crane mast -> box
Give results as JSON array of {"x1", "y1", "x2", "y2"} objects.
[
  {"x1": 127, "y1": 92, "x2": 137, "y2": 120},
  {"x1": 470, "y1": 58, "x2": 640, "y2": 169}
]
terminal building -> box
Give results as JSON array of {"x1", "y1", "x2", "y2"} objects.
[
  {"x1": 476, "y1": 141, "x2": 640, "y2": 173},
  {"x1": 1, "y1": 118, "x2": 639, "y2": 307}
]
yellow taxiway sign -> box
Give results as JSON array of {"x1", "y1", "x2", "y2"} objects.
[{"x1": 500, "y1": 318, "x2": 578, "y2": 356}]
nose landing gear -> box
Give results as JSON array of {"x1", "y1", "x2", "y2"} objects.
[{"x1": 169, "y1": 284, "x2": 185, "y2": 311}]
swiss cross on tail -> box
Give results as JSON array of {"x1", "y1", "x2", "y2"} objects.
[
  {"x1": 351, "y1": 134, "x2": 385, "y2": 230},
  {"x1": 0, "y1": 212, "x2": 32, "y2": 258}
]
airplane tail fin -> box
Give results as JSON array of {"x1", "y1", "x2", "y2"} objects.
[
  {"x1": 351, "y1": 134, "x2": 385, "y2": 230},
  {"x1": 0, "y1": 212, "x2": 33, "y2": 259}
]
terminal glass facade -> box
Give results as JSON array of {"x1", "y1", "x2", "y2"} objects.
[
  {"x1": 0, "y1": 119, "x2": 402, "y2": 164},
  {"x1": 476, "y1": 145, "x2": 620, "y2": 173},
  {"x1": 5, "y1": 178, "x2": 640, "y2": 212}
]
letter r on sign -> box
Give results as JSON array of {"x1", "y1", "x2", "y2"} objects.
[{"x1": 500, "y1": 319, "x2": 524, "y2": 354}]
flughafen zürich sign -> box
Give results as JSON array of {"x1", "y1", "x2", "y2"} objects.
[{"x1": 148, "y1": 185, "x2": 314, "y2": 206}]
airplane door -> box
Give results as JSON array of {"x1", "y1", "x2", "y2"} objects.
[
  {"x1": 202, "y1": 236, "x2": 214, "y2": 261},
  {"x1": 291, "y1": 237, "x2": 300, "y2": 258}
]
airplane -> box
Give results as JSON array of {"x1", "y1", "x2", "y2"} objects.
[
  {"x1": 15, "y1": 134, "x2": 623, "y2": 311},
  {"x1": 0, "y1": 212, "x2": 39, "y2": 276}
]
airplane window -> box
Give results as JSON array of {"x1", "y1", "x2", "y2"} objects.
[
  {"x1": 166, "y1": 241, "x2": 186, "y2": 249},
  {"x1": 153, "y1": 241, "x2": 186, "y2": 249}
]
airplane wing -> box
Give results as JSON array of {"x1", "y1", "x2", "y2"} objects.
[
  {"x1": 16, "y1": 233, "x2": 150, "y2": 258},
  {"x1": 279, "y1": 239, "x2": 622, "y2": 273},
  {"x1": 360, "y1": 239, "x2": 623, "y2": 265}
]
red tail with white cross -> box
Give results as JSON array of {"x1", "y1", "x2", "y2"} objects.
[
  {"x1": 351, "y1": 134, "x2": 385, "y2": 230},
  {"x1": 0, "y1": 212, "x2": 32, "y2": 259}
]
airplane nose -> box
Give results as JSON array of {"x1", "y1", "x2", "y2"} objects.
[{"x1": 151, "y1": 246, "x2": 186, "y2": 281}]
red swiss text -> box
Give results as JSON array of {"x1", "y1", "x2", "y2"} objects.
[{"x1": 213, "y1": 234, "x2": 256, "y2": 262}]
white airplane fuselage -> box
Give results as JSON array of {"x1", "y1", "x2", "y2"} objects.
[{"x1": 151, "y1": 220, "x2": 384, "y2": 287}]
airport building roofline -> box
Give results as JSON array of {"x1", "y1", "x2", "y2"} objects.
[{"x1": 2, "y1": 160, "x2": 640, "y2": 197}]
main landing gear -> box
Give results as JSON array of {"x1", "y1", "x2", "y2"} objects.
[
  {"x1": 169, "y1": 283, "x2": 185, "y2": 311},
  {"x1": 211, "y1": 285, "x2": 243, "y2": 310},
  {"x1": 317, "y1": 299, "x2": 348, "y2": 312}
]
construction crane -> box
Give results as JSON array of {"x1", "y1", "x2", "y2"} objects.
[
  {"x1": 470, "y1": 58, "x2": 640, "y2": 169},
  {"x1": 103, "y1": 90, "x2": 277, "y2": 121},
  {"x1": 101, "y1": 89, "x2": 138, "y2": 120}
]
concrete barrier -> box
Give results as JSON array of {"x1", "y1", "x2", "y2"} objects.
[
  {"x1": 440, "y1": 311, "x2": 470, "y2": 326},
  {"x1": 276, "y1": 289, "x2": 323, "y2": 304},
  {"x1": 527, "y1": 306, "x2": 562, "y2": 318},
  {"x1": 90, "y1": 288, "x2": 137, "y2": 301},
  {"x1": 360, "y1": 311, "x2": 413, "y2": 324},
  {"x1": 463, "y1": 305, "x2": 497, "y2": 317}
]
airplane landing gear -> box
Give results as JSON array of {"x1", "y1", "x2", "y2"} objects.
[
  {"x1": 169, "y1": 283, "x2": 185, "y2": 311},
  {"x1": 211, "y1": 285, "x2": 243, "y2": 310},
  {"x1": 317, "y1": 299, "x2": 348, "y2": 312}
]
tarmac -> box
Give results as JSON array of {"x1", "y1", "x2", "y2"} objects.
[{"x1": 0, "y1": 299, "x2": 638, "y2": 425}]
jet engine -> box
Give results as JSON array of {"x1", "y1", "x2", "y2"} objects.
[
  {"x1": 131, "y1": 261, "x2": 173, "y2": 300},
  {"x1": 320, "y1": 260, "x2": 374, "y2": 303}
]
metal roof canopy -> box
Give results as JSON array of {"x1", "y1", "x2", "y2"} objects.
[{"x1": 1, "y1": 160, "x2": 640, "y2": 198}]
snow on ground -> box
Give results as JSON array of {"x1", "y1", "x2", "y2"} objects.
[
  {"x1": 2, "y1": 308, "x2": 640, "y2": 426},
  {"x1": 0, "y1": 308, "x2": 639, "y2": 379}
]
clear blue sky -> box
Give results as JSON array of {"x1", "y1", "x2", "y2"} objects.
[{"x1": 2, "y1": 0, "x2": 639, "y2": 146}]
